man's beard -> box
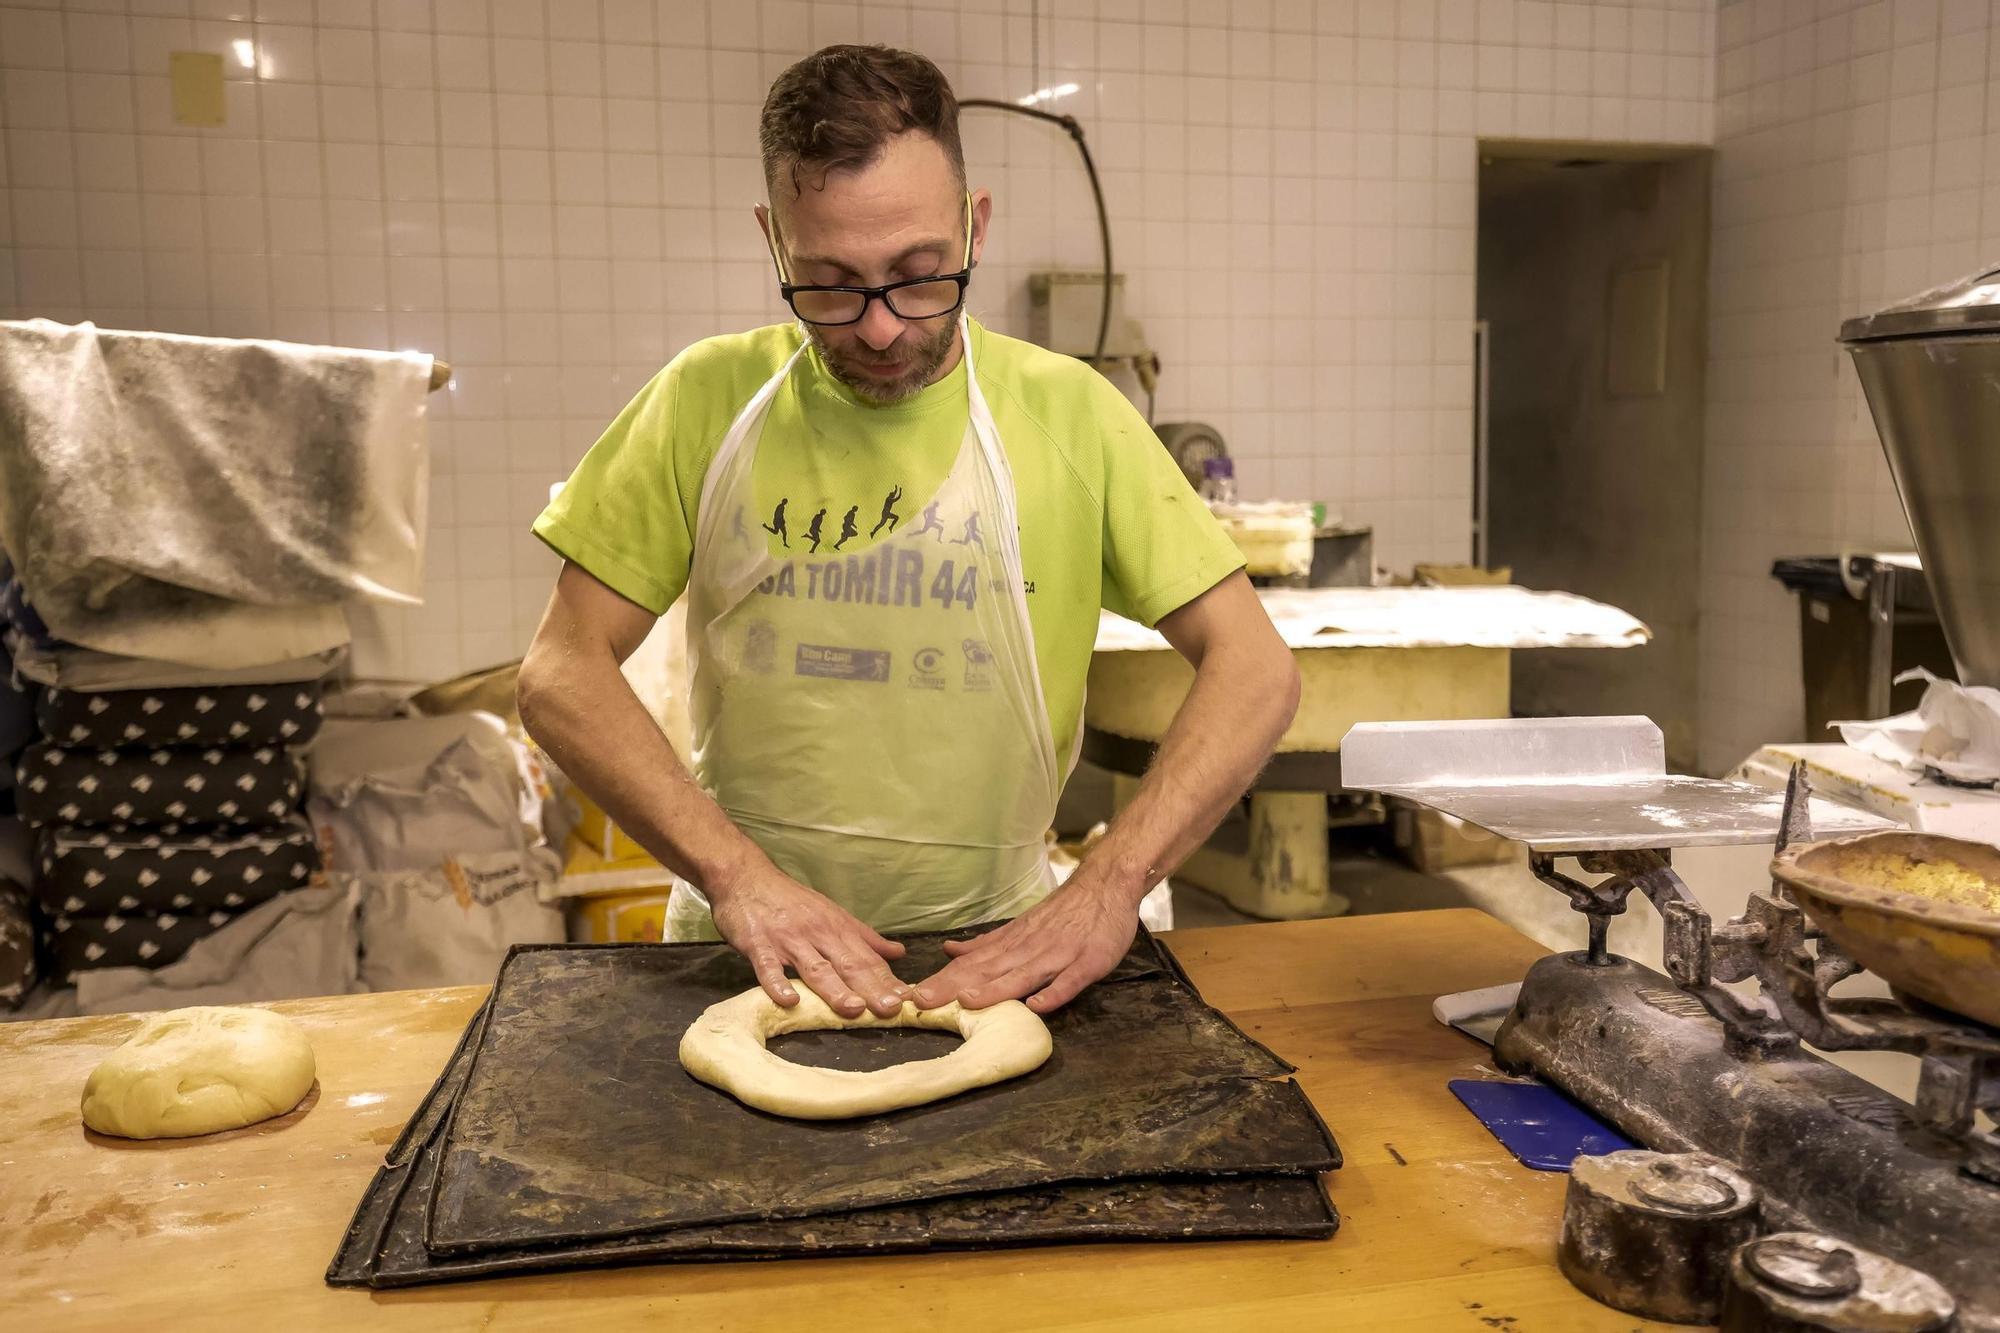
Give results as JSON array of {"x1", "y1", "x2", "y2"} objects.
[{"x1": 808, "y1": 318, "x2": 958, "y2": 404}]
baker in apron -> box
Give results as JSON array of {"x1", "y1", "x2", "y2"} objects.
[{"x1": 672, "y1": 308, "x2": 1064, "y2": 948}]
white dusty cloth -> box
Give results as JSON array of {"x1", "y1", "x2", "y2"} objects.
[
  {"x1": 70, "y1": 882, "x2": 363, "y2": 1015},
  {"x1": 5, "y1": 633, "x2": 342, "y2": 693},
  {"x1": 1838, "y1": 670, "x2": 2000, "y2": 786},
  {"x1": 0, "y1": 319, "x2": 429, "y2": 668}
]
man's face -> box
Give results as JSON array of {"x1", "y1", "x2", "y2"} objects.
[{"x1": 762, "y1": 132, "x2": 988, "y2": 404}]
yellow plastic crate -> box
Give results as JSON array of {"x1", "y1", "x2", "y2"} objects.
[
  {"x1": 566, "y1": 890, "x2": 670, "y2": 943},
  {"x1": 571, "y1": 787, "x2": 650, "y2": 863}
]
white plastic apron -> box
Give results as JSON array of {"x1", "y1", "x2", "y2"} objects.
[{"x1": 667, "y1": 316, "x2": 1063, "y2": 940}]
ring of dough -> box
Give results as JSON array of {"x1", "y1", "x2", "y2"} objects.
[{"x1": 678, "y1": 986, "x2": 1052, "y2": 1120}]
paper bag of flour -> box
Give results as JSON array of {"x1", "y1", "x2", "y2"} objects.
[{"x1": 355, "y1": 848, "x2": 563, "y2": 990}]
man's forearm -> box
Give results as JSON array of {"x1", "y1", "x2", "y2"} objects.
[
  {"x1": 518, "y1": 645, "x2": 768, "y2": 897},
  {"x1": 1076, "y1": 641, "x2": 1300, "y2": 904}
]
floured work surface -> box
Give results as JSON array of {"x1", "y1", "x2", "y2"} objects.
[{"x1": 329, "y1": 927, "x2": 1340, "y2": 1287}]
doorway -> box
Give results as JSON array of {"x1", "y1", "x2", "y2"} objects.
[{"x1": 1476, "y1": 143, "x2": 1712, "y2": 771}]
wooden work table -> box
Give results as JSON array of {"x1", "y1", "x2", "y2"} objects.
[{"x1": 1, "y1": 909, "x2": 1670, "y2": 1331}]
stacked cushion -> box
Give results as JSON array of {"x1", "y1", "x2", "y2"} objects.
[
  {"x1": 46, "y1": 908, "x2": 229, "y2": 977},
  {"x1": 35, "y1": 681, "x2": 324, "y2": 749},
  {"x1": 19, "y1": 678, "x2": 325, "y2": 985},
  {"x1": 33, "y1": 818, "x2": 317, "y2": 917},
  {"x1": 15, "y1": 743, "x2": 305, "y2": 827}
]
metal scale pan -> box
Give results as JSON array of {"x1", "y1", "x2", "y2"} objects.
[
  {"x1": 1775, "y1": 831, "x2": 2000, "y2": 1031},
  {"x1": 1341, "y1": 714, "x2": 1893, "y2": 854}
]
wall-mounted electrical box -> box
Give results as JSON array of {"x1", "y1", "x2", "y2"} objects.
[{"x1": 1027, "y1": 270, "x2": 1148, "y2": 360}]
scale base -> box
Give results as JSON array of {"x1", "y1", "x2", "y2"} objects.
[{"x1": 1494, "y1": 951, "x2": 2000, "y2": 1330}]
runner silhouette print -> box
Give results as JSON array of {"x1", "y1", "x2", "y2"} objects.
[
  {"x1": 953, "y1": 513, "x2": 984, "y2": 548},
  {"x1": 870, "y1": 485, "x2": 904, "y2": 537},
  {"x1": 761, "y1": 498, "x2": 790, "y2": 548},
  {"x1": 833, "y1": 505, "x2": 860, "y2": 550},
  {"x1": 913, "y1": 501, "x2": 946, "y2": 539},
  {"x1": 804, "y1": 507, "x2": 827, "y2": 553}
]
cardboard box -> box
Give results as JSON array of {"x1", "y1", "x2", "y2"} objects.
[
  {"x1": 1391, "y1": 800, "x2": 1519, "y2": 872},
  {"x1": 1411, "y1": 563, "x2": 1513, "y2": 586},
  {"x1": 566, "y1": 890, "x2": 669, "y2": 943}
]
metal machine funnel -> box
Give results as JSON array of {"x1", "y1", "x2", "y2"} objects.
[{"x1": 1841, "y1": 267, "x2": 2000, "y2": 689}]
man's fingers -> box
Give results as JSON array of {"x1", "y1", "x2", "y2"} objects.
[
  {"x1": 959, "y1": 961, "x2": 1059, "y2": 1010},
  {"x1": 1026, "y1": 966, "x2": 1090, "y2": 1015},
  {"x1": 909, "y1": 973, "x2": 952, "y2": 1010},
  {"x1": 913, "y1": 948, "x2": 1022, "y2": 1009},
  {"x1": 863, "y1": 926, "x2": 908, "y2": 961},
  {"x1": 750, "y1": 947, "x2": 798, "y2": 1007},
  {"x1": 941, "y1": 932, "x2": 1003, "y2": 958},
  {"x1": 911, "y1": 957, "x2": 978, "y2": 1009},
  {"x1": 830, "y1": 944, "x2": 909, "y2": 1017},
  {"x1": 790, "y1": 946, "x2": 865, "y2": 1017}
]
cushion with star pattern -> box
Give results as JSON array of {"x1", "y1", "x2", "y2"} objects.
[
  {"x1": 15, "y1": 742, "x2": 306, "y2": 827},
  {"x1": 35, "y1": 680, "x2": 324, "y2": 750},
  {"x1": 46, "y1": 903, "x2": 244, "y2": 981},
  {"x1": 32, "y1": 816, "x2": 319, "y2": 916}
]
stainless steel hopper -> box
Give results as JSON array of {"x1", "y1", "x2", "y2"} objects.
[{"x1": 1842, "y1": 267, "x2": 2000, "y2": 688}]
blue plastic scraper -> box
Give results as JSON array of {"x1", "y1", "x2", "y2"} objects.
[{"x1": 1447, "y1": 1078, "x2": 1636, "y2": 1172}]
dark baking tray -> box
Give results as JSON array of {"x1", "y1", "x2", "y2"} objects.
[
  {"x1": 329, "y1": 985, "x2": 1337, "y2": 1289},
  {"x1": 428, "y1": 927, "x2": 1337, "y2": 1256},
  {"x1": 336, "y1": 1091, "x2": 1337, "y2": 1287}
]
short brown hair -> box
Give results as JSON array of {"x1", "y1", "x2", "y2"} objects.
[{"x1": 759, "y1": 45, "x2": 964, "y2": 199}]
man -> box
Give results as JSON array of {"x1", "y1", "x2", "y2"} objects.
[{"x1": 520, "y1": 46, "x2": 1298, "y2": 1022}]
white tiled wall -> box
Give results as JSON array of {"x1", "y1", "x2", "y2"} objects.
[
  {"x1": 3, "y1": 0, "x2": 1714, "y2": 683},
  {"x1": 1698, "y1": 0, "x2": 1994, "y2": 772}
]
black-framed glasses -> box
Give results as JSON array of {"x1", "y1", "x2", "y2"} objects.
[
  {"x1": 779, "y1": 271, "x2": 971, "y2": 327},
  {"x1": 768, "y1": 191, "x2": 976, "y2": 328}
]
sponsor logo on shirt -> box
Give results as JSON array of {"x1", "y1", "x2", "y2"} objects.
[
  {"x1": 794, "y1": 644, "x2": 891, "y2": 682},
  {"x1": 908, "y1": 646, "x2": 947, "y2": 691},
  {"x1": 963, "y1": 638, "x2": 995, "y2": 691}
]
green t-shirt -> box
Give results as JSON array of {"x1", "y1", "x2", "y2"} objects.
[{"x1": 532, "y1": 318, "x2": 1244, "y2": 760}]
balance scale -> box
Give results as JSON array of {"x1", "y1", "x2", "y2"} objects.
[{"x1": 1343, "y1": 715, "x2": 2000, "y2": 1327}]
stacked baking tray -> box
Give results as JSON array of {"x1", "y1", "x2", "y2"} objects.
[{"x1": 329, "y1": 927, "x2": 1340, "y2": 1287}]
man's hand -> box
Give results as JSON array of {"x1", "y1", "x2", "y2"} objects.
[
  {"x1": 708, "y1": 862, "x2": 911, "y2": 1019},
  {"x1": 911, "y1": 872, "x2": 1140, "y2": 1016}
]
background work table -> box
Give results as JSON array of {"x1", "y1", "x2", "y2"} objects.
[{"x1": 1, "y1": 909, "x2": 1671, "y2": 1331}]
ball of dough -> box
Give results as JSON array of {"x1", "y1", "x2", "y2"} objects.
[
  {"x1": 81, "y1": 1005, "x2": 316, "y2": 1139},
  {"x1": 680, "y1": 986, "x2": 1052, "y2": 1120}
]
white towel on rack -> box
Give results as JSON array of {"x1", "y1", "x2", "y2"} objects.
[{"x1": 0, "y1": 319, "x2": 431, "y2": 669}]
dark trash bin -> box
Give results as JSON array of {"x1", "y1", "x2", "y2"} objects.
[{"x1": 1771, "y1": 554, "x2": 1957, "y2": 735}]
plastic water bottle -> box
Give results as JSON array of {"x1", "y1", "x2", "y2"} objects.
[{"x1": 1201, "y1": 457, "x2": 1237, "y2": 504}]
